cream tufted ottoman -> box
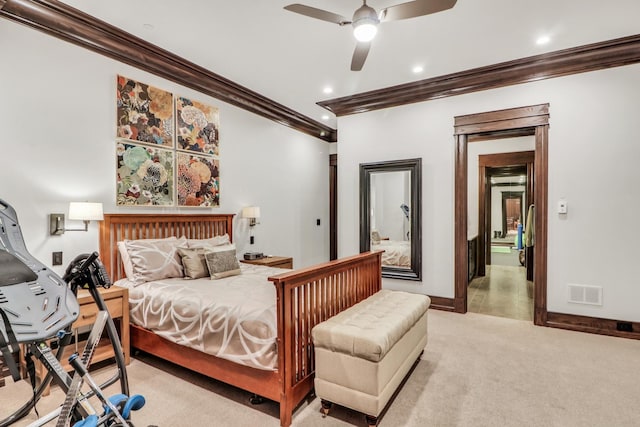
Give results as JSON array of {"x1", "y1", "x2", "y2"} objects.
[{"x1": 312, "y1": 289, "x2": 430, "y2": 426}]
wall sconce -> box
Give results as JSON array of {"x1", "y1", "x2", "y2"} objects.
[
  {"x1": 50, "y1": 202, "x2": 104, "y2": 235},
  {"x1": 242, "y1": 206, "x2": 260, "y2": 227},
  {"x1": 242, "y1": 206, "x2": 260, "y2": 244}
]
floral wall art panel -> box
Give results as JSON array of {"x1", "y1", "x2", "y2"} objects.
[
  {"x1": 176, "y1": 152, "x2": 219, "y2": 207},
  {"x1": 116, "y1": 142, "x2": 174, "y2": 206},
  {"x1": 117, "y1": 75, "x2": 174, "y2": 147},
  {"x1": 176, "y1": 96, "x2": 219, "y2": 155}
]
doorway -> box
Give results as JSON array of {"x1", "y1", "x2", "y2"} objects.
[
  {"x1": 477, "y1": 151, "x2": 534, "y2": 276},
  {"x1": 468, "y1": 150, "x2": 534, "y2": 320},
  {"x1": 454, "y1": 104, "x2": 549, "y2": 326}
]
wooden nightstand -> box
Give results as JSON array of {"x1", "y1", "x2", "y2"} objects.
[
  {"x1": 23, "y1": 286, "x2": 129, "y2": 394},
  {"x1": 73, "y1": 286, "x2": 130, "y2": 366},
  {"x1": 241, "y1": 256, "x2": 293, "y2": 269}
]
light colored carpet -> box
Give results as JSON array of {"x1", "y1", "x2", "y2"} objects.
[{"x1": 2, "y1": 310, "x2": 639, "y2": 426}]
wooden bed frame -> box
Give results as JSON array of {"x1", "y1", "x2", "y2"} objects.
[{"x1": 99, "y1": 213, "x2": 382, "y2": 427}]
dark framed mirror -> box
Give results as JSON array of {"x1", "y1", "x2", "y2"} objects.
[{"x1": 360, "y1": 158, "x2": 422, "y2": 281}]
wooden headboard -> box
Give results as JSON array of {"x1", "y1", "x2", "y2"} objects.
[{"x1": 99, "y1": 213, "x2": 234, "y2": 281}]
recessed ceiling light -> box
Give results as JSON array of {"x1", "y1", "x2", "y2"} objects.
[
  {"x1": 323, "y1": 86, "x2": 333, "y2": 94},
  {"x1": 536, "y1": 35, "x2": 551, "y2": 45},
  {"x1": 321, "y1": 114, "x2": 330, "y2": 121},
  {"x1": 412, "y1": 65, "x2": 424, "y2": 74}
]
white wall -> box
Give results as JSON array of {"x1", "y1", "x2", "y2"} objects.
[
  {"x1": 371, "y1": 171, "x2": 407, "y2": 241},
  {"x1": 338, "y1": 63, "x2": 640, "y2": 322},
  {"x1": 0, "y1": 20, "x2": 329, "y2": 276}
]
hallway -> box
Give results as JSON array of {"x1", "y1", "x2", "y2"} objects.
[{"x1": 468, "y1": 261, "x2": 533, "y2": 321}]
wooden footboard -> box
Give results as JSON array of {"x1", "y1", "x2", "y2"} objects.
[
  {"x1": 269, "y1": 251, "x2": 382, "y2": 426},
  {"x1": 99, "y1": 214, "x2": 382, "y2": 427}
]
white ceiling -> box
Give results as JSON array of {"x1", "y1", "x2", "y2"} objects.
[{"x1": 61, "y1": 0, "x2": 640, "y2": 130}]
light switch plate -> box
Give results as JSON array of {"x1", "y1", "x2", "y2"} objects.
[
  {"x1": 558, "y1": 200, "x2": 568, "y2": 214},
  {"x1": 52, "y1": 251, "x2": 63, "y2": 266}
]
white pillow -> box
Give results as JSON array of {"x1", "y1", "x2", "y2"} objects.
[
  {"x1": 124, "y1": 236, "x2": 187, "y2": 284},
  {"x1": 117, "y1": 241, "x2": 135, "y2": 280},
  {"x1": 187, "y1": 234, "x2": 231, "y2": 248}
]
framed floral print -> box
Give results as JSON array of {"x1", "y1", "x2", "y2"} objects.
[
  {"x1": 117, "y1": 75, "x2": 174, "y2": 147},
  {"x1": 176, "y1": 96, "x2": 219, "y2": 156},
  {"x1": 176, "y1": 152, "x2": 219, "y2": 207},
  {"x1": 116, "y1": 142, "x2": 174, "y2": 206}
]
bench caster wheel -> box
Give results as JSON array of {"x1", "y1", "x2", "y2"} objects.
[
  {"x1": 366, "y1": 415, "x2": 378, "y2": 426},
  {"x1": 250, "y1": 394, "x2": 265, "y2": 405},
  {"x1": 320, "y1": 400, "x2": 332, "y2": 417}
]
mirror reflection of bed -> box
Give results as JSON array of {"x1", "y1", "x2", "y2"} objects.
[
  {"x1": 371, "y1": 231, "x2": 411, "y2": 267},
  {"x1": 369, "y1": 170, "x2": 411, "y2": 268}
]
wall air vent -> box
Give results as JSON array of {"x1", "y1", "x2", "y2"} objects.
[{"x1": 568, "y1": 284, "x2": 603, "y2": 306}]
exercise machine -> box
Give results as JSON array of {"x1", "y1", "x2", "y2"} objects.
[{"x1": 0, "y1": 199, "x2": 144, "y2": 426}]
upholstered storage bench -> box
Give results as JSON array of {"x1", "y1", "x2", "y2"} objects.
[{"x1": 312, "y1": 289, "x2": 430, "y2": 426}]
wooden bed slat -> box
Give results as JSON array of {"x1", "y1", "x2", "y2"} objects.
[{"x1": 99, "y1": 213, "x2": 381, "y2": 427}]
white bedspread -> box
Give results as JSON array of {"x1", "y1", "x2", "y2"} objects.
[
  {"x1": 115, "y1": 263, "x2": 289, "y2": 371},
  {"x1": 372, "y1": 240, "x2": 411, "y2": 267}
]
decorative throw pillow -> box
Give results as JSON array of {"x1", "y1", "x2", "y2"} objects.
[
  {"x1": 371, "y1": 230, "x2": 381, "y2": 244},
  {"x1": 204, "y1": 244, "x2": 241, "y2": 280},
  {"x1": 124, "y1": 236, "x2": 187, "y2": 284},
  {"x1": 177, "y1": 247, "x2": 210, "y2": 280},
  {"x1": 187, "y1": 234, "x2": 231, "y2": 249},
  {"x1": 119, "y1": 238, "x2": 181, "y2": 280}
]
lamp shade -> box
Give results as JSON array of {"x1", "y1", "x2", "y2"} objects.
[
  {"x1": 242, "y1": 206, "x2": 260, "y2": 219},
  {"x1": 68, "y1": 202, "x2": 104, "y2": 221}
]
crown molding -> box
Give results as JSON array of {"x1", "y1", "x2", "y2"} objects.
[
  {"x1": 0, "y1": 0, "x2": 337, "y2": 142},
  {"x1": 319, "y1": 34, "x2": 640, "y2": 117}
]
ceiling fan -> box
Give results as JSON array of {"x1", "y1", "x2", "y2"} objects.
[{"x1": 284, "y1": 0, "x2": 457, "y2": 71}]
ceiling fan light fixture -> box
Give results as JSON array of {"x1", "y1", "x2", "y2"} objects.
[
  {"x1": 352, "y1": 4, "x2": 379, "y2": 42},
  {"x1": 353, "y1": 21, "x2": 378, "y2": 42}
]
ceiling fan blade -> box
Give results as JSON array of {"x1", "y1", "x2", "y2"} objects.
[
  {"x1": 351, "y1": 42, "x2": 371, "y2": 71},
  {"x1": 284, "y1": 4, "x2": 351, "y2": 25},
  {"x1": 379, "y1": 0, "x2": 457, "y2": 22}
]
